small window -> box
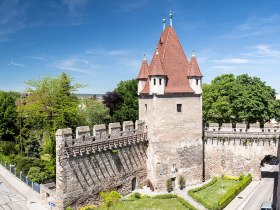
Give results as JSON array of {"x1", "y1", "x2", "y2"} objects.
[
  {"x1": 145, "y1": 104, "x2": 147, "y2": 112},
  {"x1": 153, "y1": 79, "x2": 156, "y2": 85},
  {"x1": 196, "y1": 79, "x2": 199, "y2": 85},
  {"x1": 177, "y1": 104, "x2": 182, "y2": 112},
  {"x1": 159, "y1": 79, "x2": 162, "y2": 85}
]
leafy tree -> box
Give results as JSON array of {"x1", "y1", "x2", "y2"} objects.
[
  {"x1": 102, "y1": 91, "x2": 123, "y2": 116},
  {"x1": 0, "y1": 91, "x2": 19, "y2": 141},
  {"x1": 78, "y1": 98, "x2": 111, "y2": 126},
  {"x1": 17, "y1": 73, "x2": 82, "y2": 157},
  {"x1": 203, "y1": 74, "x2": 277, "y2": 124}
]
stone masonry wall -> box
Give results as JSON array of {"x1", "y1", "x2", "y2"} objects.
[
  {"x1": 139, "y1": 94, "x2": 203, "y2": 190},
  {"x1": 45, "y1": 121, "x2": 148, "y2": 210},
  {"x1": 205, "y1": 123, "x2": 279, "y2": 180}
]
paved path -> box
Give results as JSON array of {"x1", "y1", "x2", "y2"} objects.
[
  {"x1": 0, "y1": 165, "x2": 47, "y2": 210},
  {"x1": 0, "y1": 174, "x2": 27, "y2": 210},
  {"x1": 243, "y1": 164, "x2": 278, "y2": 210}
]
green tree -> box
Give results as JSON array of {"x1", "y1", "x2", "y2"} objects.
[
  {"x1": 17, "y1": 73, "x2": 82, "y2": 157},
  {"x1": 78, "y1": 98, "x2": 111, "y2": 126},
  {"x1": 203, "y1": 74, "x2": 277, "y2": 124},
  {"x1": 111, "y1": 79, "x2": 138, "y2": 122},
  {"x1": 0, "y1": 91, "x2": 19, "y2": 142}
]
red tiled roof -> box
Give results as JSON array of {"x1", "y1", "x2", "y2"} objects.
[
  {"x1": 188, "y1": 55, "x2": 203, "y2": 77},
  {"x1": 139, "y1": 26, "x2": 196, "y2": 94},
  {"x1": 137, "y1": 58, "x2": 149, "y2": 80},
  {"x1": 149, "y1": 49, "x2": 166, "y2": 76}
]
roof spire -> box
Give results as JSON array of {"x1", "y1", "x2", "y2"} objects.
[
  {"x1": 192, "y1": 49, "x2": 195, "y2": 57},
  {"x1": 169, "y1": 8, "x2": 173, "y2": 27},
  {"x1": 143, "y1": 53, "x2": 147, "y2": 60},
  {"x1": 162, "y1": 18, "x2": 166, "y2": 31}
]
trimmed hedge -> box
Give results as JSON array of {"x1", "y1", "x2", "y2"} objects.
[
  {"x1": 152, "y1": 194, "x2": 197, "y2": 210},
  {"x1": 188, "y1": 175, "x2": 252, "y2": 209},
  {"x1": 217, "y1": 174, "x2": 252, "y2": 209}
]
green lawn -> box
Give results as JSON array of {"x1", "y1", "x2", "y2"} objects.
[
  {"x1": 95, "y1": 197, "x2": 194, "y2": 210},
  {"x1": 192, "y1": 178, "x2": 240, "y2": 207}
]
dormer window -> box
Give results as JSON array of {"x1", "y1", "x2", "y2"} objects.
[
  {"x1": 196, "y1": 79, "x2": 199, "y2": 85},
  {"x1": 154, "y1": 79, "x2": 156, "y2": 85},
  {"x1": 159, "y1": 79, "x2": 162, "y2": 85}
]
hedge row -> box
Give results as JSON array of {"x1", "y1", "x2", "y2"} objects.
[
  {"x1": 152, "y1": 194, "x2": 197, "y2": 210},
  {"x1": 188, "y1": 175, "x2": 252, "y2": 209},
  {"x1": 187, "y1": 177, "x2": 218, "y2": 209},
  {"x1": 217, "y1": 174, "x2": 252, "y2": 209}
]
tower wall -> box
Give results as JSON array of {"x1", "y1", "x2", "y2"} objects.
[{"x1": 139, "y1": 93, "x2": 203, "y2": 190}]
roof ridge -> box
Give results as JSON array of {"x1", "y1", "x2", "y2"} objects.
[{"x1": 162, "y1": 27, "x2": 171, "y2": 63}]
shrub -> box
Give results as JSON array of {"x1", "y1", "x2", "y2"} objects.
[
  {"x1": 79, "y1": 205, "x2": 96, "y2": 210},
  {"x1": 166, "y1": 179, "x2": 172, "y2": 192},
  {"x1": 239, "y1": 173, "x2": 244, "y2": 181},
  {"x1": 0, "y1": 141, "x2": 17, "y2": 156},
  {"x1": 153, "y1": 194, "x2": 177, "y2": 199},
  {"x1": 100, "y1": 191, "x2": 122, "y2": 208},
  {"x1": 179, "y1": 175, "x2": 186, "y2": 190},
  {"x1": 223, "y1": 175, "x2": 239, "y2": 181},
  {"x1": 16, "y1": 157, "x2": 33, "y2": 175},
  {"x1": 218, "y1": 174, "x2": 252, "y2": 209},
  {"x1": 28, "y1": 167, "x2": 47, "y2": 183},
  {"x1": 176, "y1": 196, "x2": 197, "y2": 210},
  {"x1": 66, "y1": 207, "x2": 73, "y2": 210},
  {"x1": 128, "y1": 192, "x2": 141, "y2": 200}
]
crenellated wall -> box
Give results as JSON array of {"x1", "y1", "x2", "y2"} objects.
[
  {"x1": 42, "y1": 120, "x2": 148, "y2": 210},
  {"x1": 204, "y1": 123, "x2": 280, "y2": 180}
]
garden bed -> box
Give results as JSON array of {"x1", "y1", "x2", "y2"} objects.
[{"x1": 188, "y1": 174, "x2": 252, "y2": 209}]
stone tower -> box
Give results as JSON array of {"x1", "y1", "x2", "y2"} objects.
[{"x1": 137, "y1": 18, "x2": 203, "y2": 190}]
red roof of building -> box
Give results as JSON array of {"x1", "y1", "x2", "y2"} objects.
[
  {"x1": 139, "y1": 26, "x2": 201, "y2": 94},
  {"x1": 137, "y1": 58, "x2": 149, "y2": 80},
  {"x1": 189, "y1": 54, "x2": 203, "y2": 77},
  {"x1": 149, "y1": 49, "x2": 165, "y2": 76}
]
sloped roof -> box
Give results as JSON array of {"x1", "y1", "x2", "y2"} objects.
[
  {"x1": 140, "y1": 26, "x2": 197, "y2": 94},
  {"x1": 137, "y1": 58, "x2": 149, "y2": 80},
  {"x1": 189, "y1": 54, "x2": 203, "y2": 77},
  {"x1": 149, "y1": 49, "x2": 165, "y2": 76}
]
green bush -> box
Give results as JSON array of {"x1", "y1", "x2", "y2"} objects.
[
  {"x1": 0, "y1": 141, "x2": 17, "y2": 156},
  {"x1": 166, "y1": 179, "x2": 172, "y2": 192},
  {"x1": 179, "y1": 175, "x2": 186, "y2": 190},
  {"x1": 176, "y1": 196, "x2": 197, "y2": 210},
  {"x1": 100, "y1": 191, "x2": 122, "y2": 208},
  {"x1": 128, "y1": 192, "x2": 141, "y2": 200},
  {"x1": 16, "y1": 157, "x2": 33, "y2": 175},
  {"x1": 239, "y1": 173, "x2": 244, "y2": 181},
  {"x1": 217, "y1": 174, "x2": 252, "y2": 209},
  {"x1": 223, "y1": 175, "x2": 239, "y2": 181},
  {"x1": 28, "y1": 167, "x2": 47, "y2": 183},
  {"x1": 66, "y1": 207, "x2": 73, "y2": 210},
  {"x1": 153, "y1": 194, "x2": 177, "y2": 199},
  {"x1": 188, "y1": 177, "x2": 218, "y2": 209}
]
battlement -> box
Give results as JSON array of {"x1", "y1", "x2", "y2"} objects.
[
  {"x1": 205, "y1": 122, "x2": 280, "y2": 141},
  {"x1": 56, "y1": 120, "x2": 147, "y2": 158}
]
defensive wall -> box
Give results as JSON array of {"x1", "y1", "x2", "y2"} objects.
[
  {"x1": 41, "y1": 120, "x2": 148, "y2": 210},
  {"x1": 204, "y1": 123, "x2": 280, "y2": 180}
]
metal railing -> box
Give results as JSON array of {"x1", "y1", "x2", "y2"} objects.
[{"x1": 0, "y1": 159, "x2": 41, "y2": 193}]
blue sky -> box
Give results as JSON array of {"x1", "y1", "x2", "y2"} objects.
[{"x1": 0, "y1": 0, "x2": 280, "y2": 94}]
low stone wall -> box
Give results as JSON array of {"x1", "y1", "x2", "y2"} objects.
[{"x1": 41, "y1": 120, "x2": 148, "y2": 210}]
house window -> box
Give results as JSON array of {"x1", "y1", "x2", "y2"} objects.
[
  {"x1": 159, "y1": 79, "x2": 162, "y2": 85},
  {"x1": 145, "y1": 104, "x2": 147, "y2": 112},
  {"x1": 153, "y1": 79, "x2": 156, "y2": 85},
  {"x1": 177, "y1": 104, "x2": 182, "y2": 112},
  {"x1": 196, "y1": 79, "x2": 199, "y2": 85}
]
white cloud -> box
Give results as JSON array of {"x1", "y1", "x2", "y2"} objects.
[
  {"x1": 215, "y1": 58, "x2": 253, "y2": 64},
  {"x1": 62, "y1": 0, "x2": 90, "y2": 16},
  {"x1": 254, "y1": 44, "x2": 280, "y2": 58},
  {"x1": 10, "y1": 59, "x2": 25, "y2": 67},
  {"x1": 221, "y1": 15, "x2": 280, "y2": 39}
]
